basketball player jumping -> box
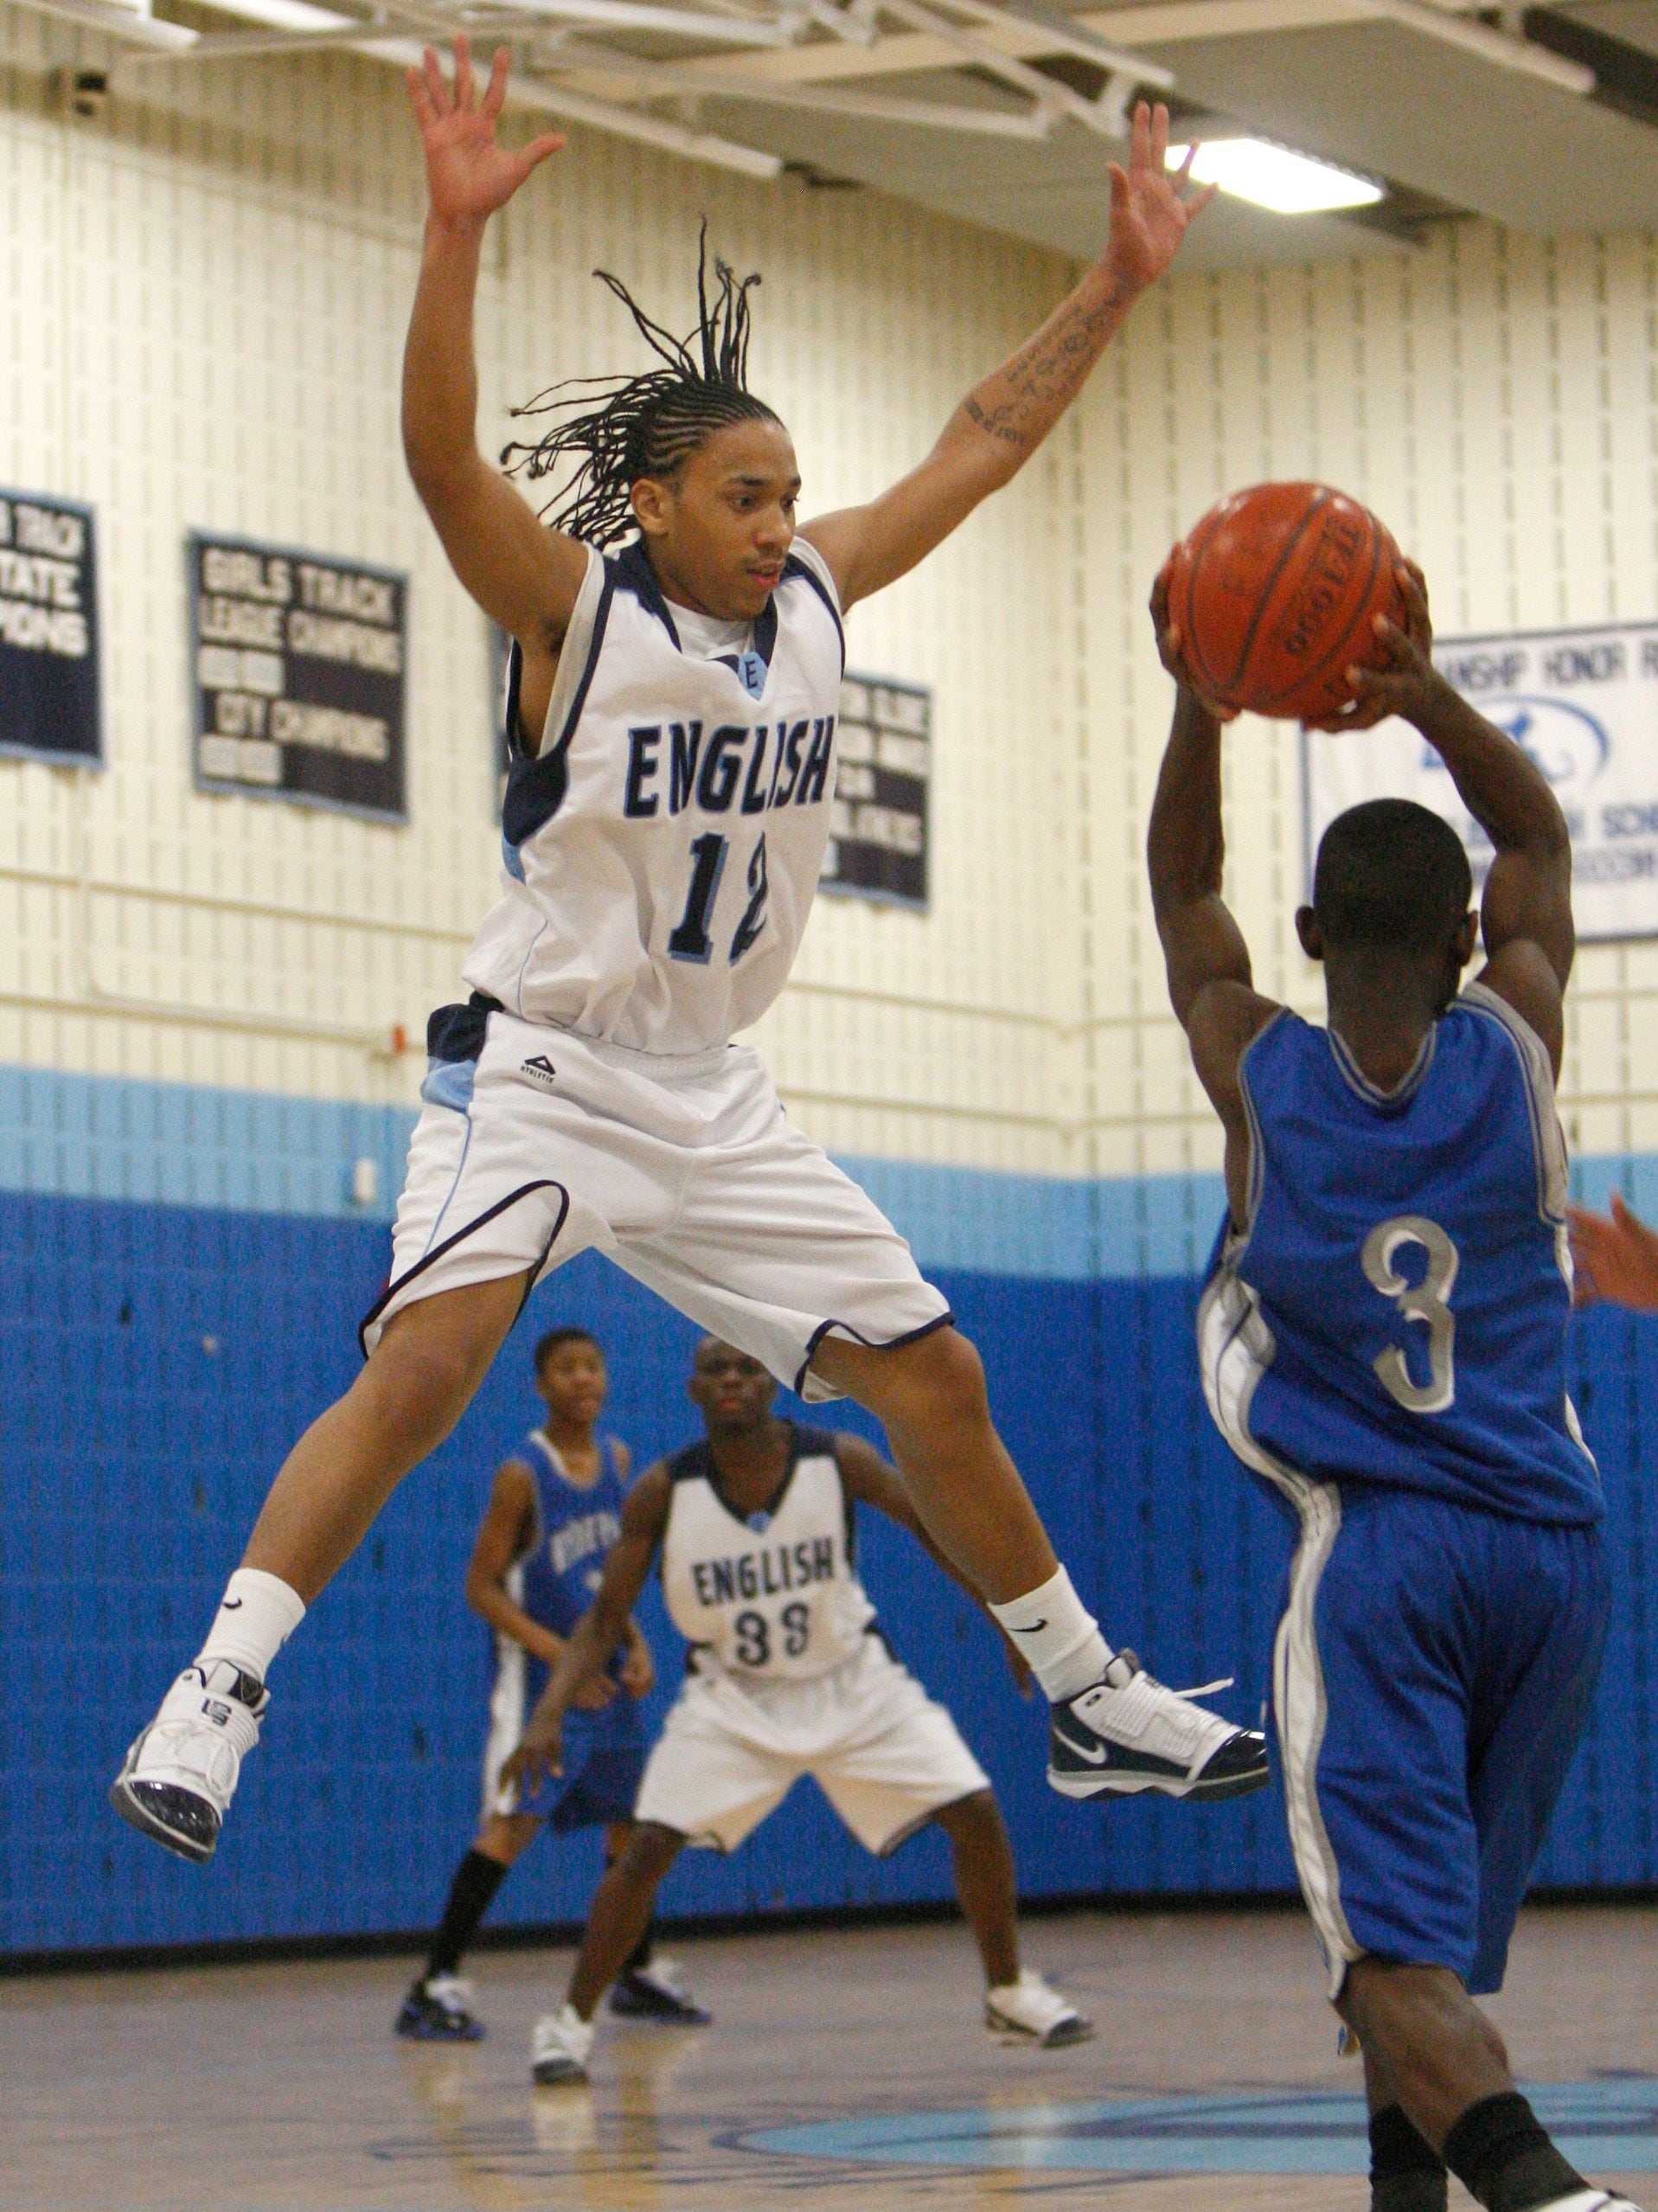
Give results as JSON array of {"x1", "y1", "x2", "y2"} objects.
[
  {"x1": 1149, "y1": 561, "x2": 1636, "y2": 2212},
  {"x1": 113, "y1": 38, "x2": 1266, "y2": 1863},
  {"x1": 503, "y1": 1337, "x2": 1093, "y2": 2086}
]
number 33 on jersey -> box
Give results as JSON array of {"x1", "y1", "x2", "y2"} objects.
[
  {"x1": 660, "y1": 1428, "x2": 879, "y2": 1682},
  {"x1": 467, "y1": 536, "x2": 845, "y2": 1058}
]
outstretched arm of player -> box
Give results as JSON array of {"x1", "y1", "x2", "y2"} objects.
[
  {"x1": 1345, "y1": 566, "x2": 1574, "y2": 1074},
  {"x1": 501, "y1": 1465, "x2": 672, "y2": 1793},
  {"x1": 835, "y1": 1435, "x2": 1032, "y2": 1693},
  {"x1": 1146, "y1": 572, "x2": 1283, "y2": 1196},
  {"x1": 402, "y1": 39, "x2": 587, "y2": 675},
  {"x1": 800, "y1": 106, "x2": 1213, "y2": 612}
]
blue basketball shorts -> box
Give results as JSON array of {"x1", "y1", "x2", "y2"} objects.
[
  {"x1": 483, "y1": 1681, "x2": 647, "y2": 1832},
  {"x1": 1271, "y1": 1480, "x2": 1609, "y2": 1999}
]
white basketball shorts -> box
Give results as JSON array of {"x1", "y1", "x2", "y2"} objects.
[
  {"x1": 359, "y1": 997, "x2": 951, "y2": 1401},
  {"x1": 631, "y1": 1633, "x2": 990, "y2": 1855}
]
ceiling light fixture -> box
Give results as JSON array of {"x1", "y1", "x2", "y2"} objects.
[{"x1": 1167, "y1": 137, "x2": 1384, "y2": 215}]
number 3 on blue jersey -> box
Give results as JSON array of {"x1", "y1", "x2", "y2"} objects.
[
  {"x1": 1363, "y1": 1213, "x2": 1460, "y2": 1414},
  {"x1": 669, "y1": 833, "x2": 769, "y2": 966}
]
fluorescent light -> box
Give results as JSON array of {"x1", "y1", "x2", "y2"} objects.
[{"x1": 1168, "y1": 137, "x2": 1384, "y2": 215}]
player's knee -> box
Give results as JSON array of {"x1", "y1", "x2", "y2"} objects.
[
  {"x1": 360, "y1": 1322, "x2": 478, "y2": 1444},
  {"x1": 874, "y1": 1325, "x2": 988, "y2": 1426},
  {"x1": 620, "y1": 1821, "x2": 683, "y2": 1884}
]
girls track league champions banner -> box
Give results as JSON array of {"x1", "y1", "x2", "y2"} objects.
[
  {"x1": 823, "y1": 673, "x2": 931, "y2": 909},
  {"x1": 189, "y1": 533, "x2": 408, "y2": 821},
  {"x1": 0, "y1": 488, "x2": 101, "y2": 767},
  {"x1": 1303, "y1": 619, "x2": 1658, "y2": 942}
]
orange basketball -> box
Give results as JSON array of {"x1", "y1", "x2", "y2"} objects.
[{"x1": 1164, "y1": 482, "x2": 1405, "y2": 724}]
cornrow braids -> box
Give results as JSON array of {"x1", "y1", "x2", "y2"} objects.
[{"x1": 501, "y1": 226, "x2": 781, "y2": 548}]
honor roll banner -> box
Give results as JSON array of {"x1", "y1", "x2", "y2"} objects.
[
  {"x1": 189, "y1": 534, "x2": 407, "y2": 820},
  {"x1": 822, "y1": 672, "x2": 931, "y2": 908},
  {"x1": 1303, "y1": 620, "x2": 1658, "y2": 943},
  {"x1": 0, "y1": 489, "x2": 101, "y2": 766}
]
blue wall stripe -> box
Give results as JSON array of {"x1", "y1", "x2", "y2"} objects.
[{"x1": 10, "y1": 1061, "x2": 1656, "y2": 1281}]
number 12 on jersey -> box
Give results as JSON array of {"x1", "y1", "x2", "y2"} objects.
[{"x1": 669, "y1": 833, "x2": 769, "y2": 966}]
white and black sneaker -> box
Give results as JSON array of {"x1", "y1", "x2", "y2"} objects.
[
  {"x1": 110, "y1": 1660, "x2": 269, "y2": 1862},
  {"x1": 531, "y1": 2004, "x2": 594, "y2": 2086},
  {"x1": 984, "y1": 1968, "x2": 1095, "y2": 2049},
  {"x1": 1047, "y1": 1650, "x2": 1268, "y2": 1801},
  {"x1": 1532, "y1": 2194, "x2": 1646, "y2": 2211},
  {"x1": 396, "y1": 1974, "x2": 485, "y2": 2043},
  {"x1": 609, "y1": 1957, "x2": 711, "y2": 2024}
]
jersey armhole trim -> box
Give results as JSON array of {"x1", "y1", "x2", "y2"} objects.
[
  {"x1": 784, "y1": 542, "x2": 846, "y2": 673},
  {"x1": 1458, "y1": 981, "x2": 1567, "y2": 1224}
]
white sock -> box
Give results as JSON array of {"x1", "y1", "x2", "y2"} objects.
[
  {"x1": 989, "y1": 1566, "x2": 1112, "y2": 1703},
  {"x1": 196, "y1": 1568, "x2": 306, "y2": 1683}
]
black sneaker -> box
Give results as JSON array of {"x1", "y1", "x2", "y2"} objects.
[
  {"x1": 1047, "y1": 1651, "x2": 1269, "y2": 1801},
  {"x1": 395, "y1": 1973, "x2": 485, "y2": 2042},
  {"x1": 608, "y1": 1959, "x2": 711, "y2": 2023}
]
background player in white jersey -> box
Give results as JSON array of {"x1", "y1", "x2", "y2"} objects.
[
  {"x1": 503, "y1": 1337, "x2": 1094, "y2": 2086},
  {"x1": 396, "y1": 1327, "x2": 705, "y2": 2042},
  {"x1": 114, "y1": 37, "x2": 1266, "y2": 1866}
]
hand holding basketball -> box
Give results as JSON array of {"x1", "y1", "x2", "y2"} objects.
[
  {"x1": 1149, "y1": 563, "x2": 1239, "y2": 723},
  {"x1": 1104, "y1": 103, "x2": 1217, "y2": 296},
  {"x1": 406, "y1": 37, "x2": 565, "y2": 226},
  {"x1": 1335, "y1": 561, "x2": 1443, "y2": 731}
]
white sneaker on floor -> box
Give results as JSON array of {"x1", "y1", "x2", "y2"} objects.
[
  {"x1": 1047, "y1": 1649, "x2": 1269, "y2": 1802},
  {"x1": 984, "y1": 1968, "x2": 1095, "y2": 2049},
  {"x1": 531, "y1": 2004, "x2": 595, "y2": 2087},
  {"x1": 109, "y1": 1661, "x2": 269, "y2": 1863}
]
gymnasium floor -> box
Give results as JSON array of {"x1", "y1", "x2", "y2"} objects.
[{"x1": 10, "y1": 1903, "x2": 1655, "y2": 2209}]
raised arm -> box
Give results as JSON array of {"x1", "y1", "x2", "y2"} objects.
[
  {"x1": 1146, "y1": 571, "x2": 1282, "y2": 1216},
  {"x1": 835, "y1": 1433, "x2": 1031, "y2": 1692},
  {"x1": 800, "y1": 106, "x2": 1213, "y2": 612},
  {"x1": 1345, "y1": 567, "x2": 1574, "y2": 1074},
  {"x1": 499, "y1": 1465, "x2": 671, "y2": 1794},
  {"x1": 402, "y1": 40, "x2": 588, "y2": 698}
]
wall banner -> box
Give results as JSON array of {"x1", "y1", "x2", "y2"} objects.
[
  {"x1": 823, "y1": 672, "x2": 931, "y2": 909},
  {"x1": 189, "y1": 533, "x2": 407, "y2": 821},
  {"x1": 1303, "y1": 619, "x2": 1658, "y2": 942},
  {"x1": 0, "y1": 488, "x2": 101, "y2": 767}
]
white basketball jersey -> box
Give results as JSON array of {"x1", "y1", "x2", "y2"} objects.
[
  {"x1": 659, "y1": 1426, "x2": 876, "y2": 1682},
  {"x1": 464, "y1": 536, "x2": 845, "y2": 1056}
]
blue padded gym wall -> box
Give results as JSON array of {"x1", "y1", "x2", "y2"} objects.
[{"x1": 3, "y1": 1072, "x2": 1655, "y2": 1958}]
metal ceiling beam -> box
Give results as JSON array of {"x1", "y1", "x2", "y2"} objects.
[
  {"x1": 874, "y1": 0, "x2": 1121, "y2": 129},
  {"x1": 542, "y1": 30, "x2": 1056, "y2": 126},
  {"x1": 23, "y1": 0, "x2": 197, "y2": 45},
  {"x1": 949, "y1": 0, "x2": 1174, "y2": 86},
  {"x1": 1342, "y1": 0, "x2": 1596, "y2": 88}
]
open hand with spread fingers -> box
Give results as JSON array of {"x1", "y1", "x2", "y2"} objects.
[
  {"x1": 1569, "y1": 1192, "x2": 1658, "y2": 1312},
  {"x1": 500, "y1": 1709, "x2": 564, "y2": 1799},
  {"x1": 1104, "y1": 103, "x2": 1218, "y2": 296},
  {"x1": 406, "y1": 36, "x2": 565, "y2": 228}
]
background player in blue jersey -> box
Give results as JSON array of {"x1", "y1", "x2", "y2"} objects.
[
  {"x1": 396, "y1": 1327, "x2": 707, "y2": 2043},
  {"x1": 1147, "y1": 560, "x2": 1638, "y2": 2212},
  {"x1": 1570, "y1": 1194, "x2": 1658, "y2": 1312}
]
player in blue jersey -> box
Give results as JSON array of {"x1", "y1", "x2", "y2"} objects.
[
  {"x1": 396, "y1": 1326, "x2": 706, "y2": 2043},
  {"x1": 1148, "y1": 561, "x2": 1638, "y2": 2212}
]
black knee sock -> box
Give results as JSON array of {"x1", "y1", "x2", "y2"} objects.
[
  {"x1": 1370, "y1": 2104, "x2": 1449, "y2": 2212},
  {"x1": 1444, "y1": 2092, "x2": 1589, "y2": 2212},
  {"x1": 424, "y1": 1849, "x2": 511, "y2": 1982}
]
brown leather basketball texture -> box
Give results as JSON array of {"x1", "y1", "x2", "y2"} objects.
[{"x1": 1166, "y1": 482, "x2": 1405, "y2": 725}]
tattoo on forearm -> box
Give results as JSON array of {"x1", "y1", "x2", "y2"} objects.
[{"x1": 965, "y1": 281, "x2": 1130, "y2": 452}]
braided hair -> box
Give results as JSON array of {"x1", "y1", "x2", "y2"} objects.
[{"x1": 502, "y1": 228, "x2": 781, "y2": 548}]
